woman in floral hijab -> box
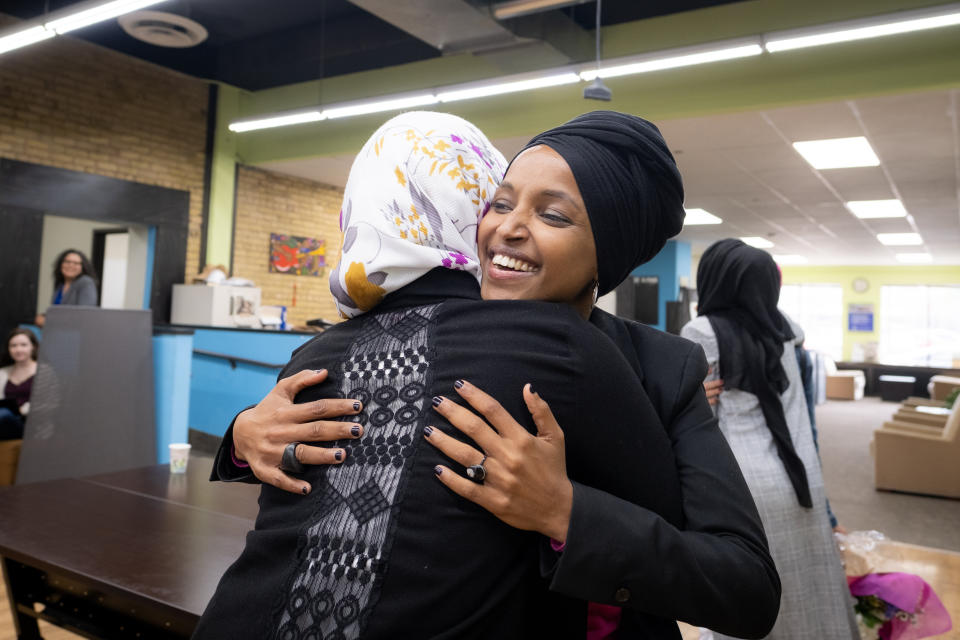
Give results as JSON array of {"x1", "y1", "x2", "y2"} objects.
[{"x1": 329, "y1": 111, "x2": 506, "y2": 317}]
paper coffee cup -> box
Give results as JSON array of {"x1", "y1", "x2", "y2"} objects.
[{"x1": 169, "y1": 443, "x2": 191, "y2": 474}]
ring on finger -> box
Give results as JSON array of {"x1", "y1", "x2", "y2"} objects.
[
  {"x1": 279, "y1": 442, "x2": 306, "y2": 474},
  {"x1": 466, "y1": 454, "x2": 487, "y2": 484}
]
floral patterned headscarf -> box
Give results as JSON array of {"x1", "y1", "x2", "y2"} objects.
[{"x1": 329, "y1": 111, "x2": 507, "y2": 318}]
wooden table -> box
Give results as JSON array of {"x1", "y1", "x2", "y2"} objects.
[{"x1": 0, "y1": 459, "x2": 258, "y2": 639}]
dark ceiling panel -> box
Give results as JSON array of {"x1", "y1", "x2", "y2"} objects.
[
  {"x1": 1, "y1": 0, "x2": 752, "y2": 90},
  {"x1": 1, "y1": 0, "x2": 441, "y2": 90},
  {"x1": 560, "y1": 0, "x2": 754, "y2": 28}
]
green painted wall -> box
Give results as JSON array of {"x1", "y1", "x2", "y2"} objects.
[
  {"x1": 206, "y1": 83, "x2": 240, "y2": 268},
  {"x1": 781, "y1": 265, "x2": 960, "y2": 360}
]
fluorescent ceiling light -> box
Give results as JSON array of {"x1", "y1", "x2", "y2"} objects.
[
  {"x1": 683, "y1": 208, "x2": 723, "y2": 225},
  {"x1": 0, "y1": 0, "x2": 166, "y2": 56},
  {"x1": 323, "y1": 94, "x2": 438, "y2": 120},
  {"x1": 896, "y1": 253, "x2": 933, "y2": 263},
  {"x1": 579, "y1": 43, "x2": 762, "y2": 81},
  {"x1": 846, "y1": 199, "x2": 907, "y2": 219},
  {"x1": 792, "y1": 136, "x2": 880, "y2": 169},
  {"x1": 773, "y1": 254, "x2": 808, "y2": 265},
  {"x1": 46, "y1": 0, "x2": 166, "y2": 35},
  {"x1": 877, "y1": 232, "x2": 923, "y2": 246},
  {"x1": 437, "y1": 73, "x2": 580, "y2": 103},
  {"x1": 765, "y1": 7, "x2": 960, "y2": 52},
  {"x1": 741, "y1": 236, "x2": 775, "y2": 248},
  {"x1": 0, "y1": 26, "x2": 54, "y2": 55},
  {"x1": 229, "y1": 111, "x2": 325, "y2": 133}
]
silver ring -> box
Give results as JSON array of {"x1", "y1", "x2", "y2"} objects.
[
  {"x1": 466, "y1": 454, "x2": 487, "y2": 484},
  {"x1": 279, "y1": 442, "x2": 306, "y2": 474}
]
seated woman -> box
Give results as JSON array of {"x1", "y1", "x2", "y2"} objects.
[
  {"x1": 681, "y1": 239, "x2": 857, "y2": 639},
  {"x1": 0, "y1": 328, "x2": 38, "y2": 440},
  {"x1": 35, "y1": 249, "x2": 99, "y2": 328},
  {"x1": 205, "y1": 112, "x2": 779, "y2": 638}
]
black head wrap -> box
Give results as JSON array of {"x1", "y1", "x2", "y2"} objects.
[
  {"x1": 697, "y1": 239, "x2": 812, "y2": 508},
  {"x1": 517, "y1": 111, "x2": 685, "y2": 296}
]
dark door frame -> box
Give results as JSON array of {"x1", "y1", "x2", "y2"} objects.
[{"x1": 0, "y1": 158, "x2": 190, "y2": 325}]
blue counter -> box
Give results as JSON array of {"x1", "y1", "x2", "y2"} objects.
[{"x1": 181, "y1": 326, "x2": 314, "y2": 438}]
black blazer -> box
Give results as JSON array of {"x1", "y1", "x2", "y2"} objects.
[{"x1": 202, "y1": 269, "x2": 778, "y2": 639}]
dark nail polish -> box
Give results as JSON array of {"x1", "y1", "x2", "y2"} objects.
[
  {"x1": 301, "y1": 486, "x2": 309, "y2": 495},
  {"x1": 353, "y1": 401, "x2": 361, "y2": 411},
  {"x1": 334, "y1": 450, "x2": 343, "y2": 462},
  {"x1": 423, "y1": 425, "x2": 434, "y2": 437},
  {"x1": 434, "y1": 465, "x2": 443, "y2": 475},
  {"x1": 529, "y1": 384, "x2": 536, "y2": 395},
  {"x1": 314, "y1": 369, "x2": 325, "y2": 374},
  {"x1": 350, "y1": 425, "x2": 361, "y2": 437},
  {"x1": 454, "y1": 379, "x2": 464, "y2": 389},
  {"x1": 431, "y1": 396, "x2": 443, "y2": 407}
]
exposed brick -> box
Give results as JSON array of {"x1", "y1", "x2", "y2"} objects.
[{"x1": 233, "y1": 166, "x2": 344, "y2": 327}]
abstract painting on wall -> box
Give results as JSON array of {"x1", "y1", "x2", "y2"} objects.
[{"x1": 269, "y1": 233, "x2": 326, "y2": 276}]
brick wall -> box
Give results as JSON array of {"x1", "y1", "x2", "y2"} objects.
[
  {"x1": 232, "y1": 166, "x2": 345, "y2": 326},
  {"x1": 0, "y1": 15, "x2": 208, "y2": 271}
]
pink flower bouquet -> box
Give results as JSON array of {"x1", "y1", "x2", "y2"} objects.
[{"x1": 848, "y1": 572, "x2": 951, "y2": 640}]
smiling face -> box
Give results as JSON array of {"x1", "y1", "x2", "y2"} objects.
[
  {"x1": 60, "y1": 252, "x2": 84, "y2": 282},
  {"x1": 7, "y1": 334, "x2": 33, "y2": 363},
  {"x1": 478, "y1": 145, "x2": 598, "y2": 317}
]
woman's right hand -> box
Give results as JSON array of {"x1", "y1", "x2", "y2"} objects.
[
  {"x1": 233, "y1": 369, "x2": 364, "y2": 494},
  {"x1": 703, "y1": 366, "x2": 724, "y2": 406}
]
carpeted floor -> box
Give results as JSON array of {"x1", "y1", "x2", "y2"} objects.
[{"x1": 816, "y1": 397, "x2": 960, "y2": 552}]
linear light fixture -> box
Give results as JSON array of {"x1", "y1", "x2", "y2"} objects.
[
  {"x1": 895, "y1": 253, "x2": 933, "y2": 263},
  {"x1": 229, "y1": 111, "x2": 325, "y2": 133},
  {"x1": 0, "y1": 26, "x2": 54, "y2": 55},
  {"x1": 846, "y1": 199, "x2": 907, "y2": 219},
  {"x1": 772, "y1": 254, "x2": 808, "y2": 265},
  {"x1": 324, "y1": 94, "x2": 438, "y2": 120},
  {"x1": 579, "y1": 40, "x2": 762, "y2": 81},
  {"x1": 792, "y1": 137, "x2": 880, "y2": 170},
  {"x1": 741, "y1": 236, "x2": 775, "y2": 248},
  {"x1": 877, "y1": 232, "x2": 923, "y2": 246},
  {"x1": 437, "y1": 72, "x2": 580, "y2": 103},
  {"x1": 765, "y1": 4, "x2": 960, "y2": 52},
  {"x1": 683, "y1": 208, "x2": 723, "y2": 225},
  {"x1": 0, "y1": 0, "x2": 166, "y2": 56}
]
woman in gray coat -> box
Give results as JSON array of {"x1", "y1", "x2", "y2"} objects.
[{"x1": 35, "y1": 249, "x2": 98, "y2": 327}]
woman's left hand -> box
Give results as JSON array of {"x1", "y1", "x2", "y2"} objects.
[{"x1": 425, "y1": 381, "x2": 573, "y2": 542}]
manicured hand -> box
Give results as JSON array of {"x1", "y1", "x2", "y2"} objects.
[
  {"x1": 233, "y1": 369, "x2": 364, "y2": 495},
  {"x1": 704, "y1": 367, "x2": 724, "y2": 406},
  {"x1": 425, "y1": 380, "x2": 573, "y2": 542}
]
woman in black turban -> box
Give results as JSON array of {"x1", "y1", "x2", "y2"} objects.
[
  {"x1": 682, "y1": 239, "x2": 858, "y2": 639},
  {"x1": 426, "y1": 112, "x2": 780, "y2": 637}
]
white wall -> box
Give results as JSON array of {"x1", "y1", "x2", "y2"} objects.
[
  {"x1": 100, "y1": 232, "x2": 130, "y2": 309},
  {"x1": 124, "y1": 225, "x2": 150, "y2": 309}
]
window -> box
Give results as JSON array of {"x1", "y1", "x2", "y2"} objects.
[
  {"x1": 779, "y1": 284, "x2": 844, "y2": 360},
  {"x1": 879, "y1": 285, "x2": 960, "y2": 367}
]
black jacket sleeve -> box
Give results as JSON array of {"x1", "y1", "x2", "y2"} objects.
[
  {"x1": 209, "y1": 407, "x2": 259, "y2": 483},
  {"x1": 546, "y1": 340, "x2": 781, "y2": 638}
]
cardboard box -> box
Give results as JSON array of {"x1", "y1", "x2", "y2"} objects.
[{"x1": 826, "y1": 370, "x2": 865, "y2": 400}]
